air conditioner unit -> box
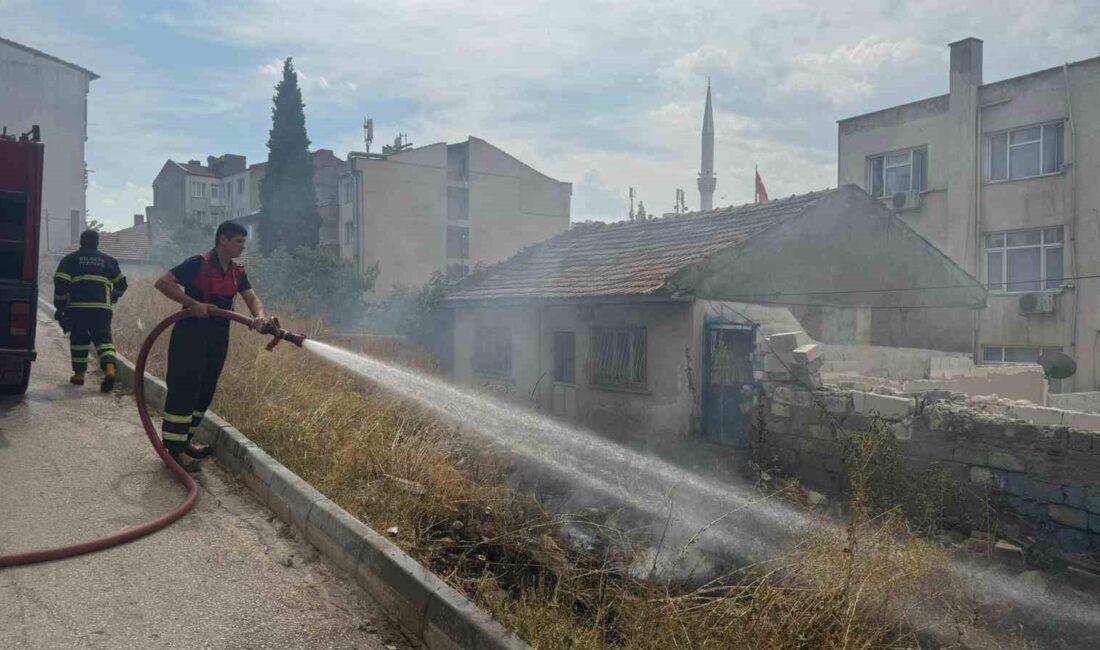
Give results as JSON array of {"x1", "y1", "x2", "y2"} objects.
[
  {"x1": 1019, "y1": 291, "x2": 1055, "y2": 316},
  {"x1": 888, "y1": 190, "x2": 921, "y2": 211}
]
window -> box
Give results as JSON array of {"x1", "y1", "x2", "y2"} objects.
[
  {"x1": 447, "y1": 225, "x2": 469, "y2": 259},
  {"x1": 985, "y1": 227, "x2": 1063, "y2": 292},
  {"x1": 226, "y1": 182, "x2": 232, "y2": 197},
  {"x1": 472, "y1": 326, "x2": 511, "y2": 375},
  {"x1": 445, "y1": 263, "x2": 469, "y2": 280},
  {"x1": 210, "y1": 184, "x2": 219, "y2": 199},
  {"x1": 553, "y1": 331, "x2": 576, "y2": 384},
  {"x1": 590, "y1": 326, "x2": 646, "y2": 388},
  {"x1": 987, "y1": 122, "x2": 1063, "y2": 181},
  {"x1": 867, "y1": 147, "x2": 926, "y2": 198},
  {"x1": 343, "y1": 181, "x2": 354, "y2": 204},
  {"x1": 447, "y1": 187, "x2": 470, "y2": 221},
  {"x1": 343, "y1": 221, "x2": 354, "y2": 244},
  {"x1": 238, "y1": 178, "x2": 245, "y2": 194},
  {"x1": 191, "y1": 182, "x2": 204, "y2": 197},
  {"x1": 983, "y1": 345, "x2": 1066, "y2": 393}
]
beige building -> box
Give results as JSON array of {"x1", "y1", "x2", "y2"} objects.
[
  {"x1": 0, "y1": 36, "x2": 97, "y2": 252},
  {"x1": 838, "y1": 38, "x2": 1100, "y2": 392},
  {"x1": 337, "y1": 136, "x2": 571, "y2": 294}
]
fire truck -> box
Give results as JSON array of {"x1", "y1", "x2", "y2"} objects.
[{"x1": 0, "y1": 126, "x2": 43, "y2": 395}]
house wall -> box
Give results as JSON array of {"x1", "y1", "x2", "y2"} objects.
[
  {"x1": 757, "y1": 382, "x2": 1100, "y2": 553},
  {"x1": 0, "y1": 39, "x2": 94, "y2": 253},
  {"x1": 150, "y1": 164, "x2": 186, "y2": 227},
  {"x1": 347, "y1": 139, "x2": 570, "y2": 297},
  {"x1": 452, "y1": 300, "x2": 696, "y2": 441},
  {"x1": 838, "y1": 40, "x2": 1100, "y2": 390}
]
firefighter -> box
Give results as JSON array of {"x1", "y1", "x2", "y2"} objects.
[
  {"x1": 153, "y1": 220, "x2": 268, "y2": 472},
  {"x1": 53, "y1": 229, "x2": 127, "y2": 392}
]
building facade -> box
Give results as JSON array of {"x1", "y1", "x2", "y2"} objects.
[
  {"x1": 148, "y1": 150, "x2": 342, "y2": 251},
  {"x1": 338, "y1": 136, "x2": 572, "y2": 295},
  {"x1": 0, "y1": 36, "x2": 97, "y2": 253},
  {"x1": 838, "y1": 38, "x2": 1100, "y2": 392}
]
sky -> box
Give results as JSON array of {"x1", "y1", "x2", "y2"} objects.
[{"x1": 4, "y1": 0, "x2": 1100, "y2": 231}]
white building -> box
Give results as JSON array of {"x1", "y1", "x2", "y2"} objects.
[
  {"x1": 337, "y1": 136, "x2": 572, "y2": 295},
  {"x1": 0, "y1": 36, "x2": 97, "y2": 253},
  {"x1": 837, "y1": 38, "x2": 1100, "y2": 392}
]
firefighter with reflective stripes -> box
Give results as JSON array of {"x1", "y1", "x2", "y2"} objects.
[
  {"x1": 53, "y1": 230, "x2": 128, "y2": 392},
  {"x1": 153, "y1": 221, "x2": 268, "y2": 472}
]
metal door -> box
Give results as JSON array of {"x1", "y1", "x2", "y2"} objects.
[{"x1": 703, "y1": 324, "x2": 755, "y2": 447}]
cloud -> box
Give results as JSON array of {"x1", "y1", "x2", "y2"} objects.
[{"x1": 781, "y1": 37, "x2": 939, "y2": 105}]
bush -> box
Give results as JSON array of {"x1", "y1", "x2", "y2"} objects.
[
  {"x1": 366, "y1": 271, "x2": 449, "y2": 346},
  {"x1": 247, "y1": 246, "x2": 377, "y2": 330}
]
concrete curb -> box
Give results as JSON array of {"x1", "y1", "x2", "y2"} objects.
[{"x1": 42, "y1": 303, "x2": 529, "y2": 650}]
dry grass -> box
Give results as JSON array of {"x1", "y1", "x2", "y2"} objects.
[{"x1": 110, "y1": 280, "x2": 955, "y2": 649}]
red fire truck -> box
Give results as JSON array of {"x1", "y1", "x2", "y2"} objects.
[{"x1": 0, "y1": 126, "x2": 43, "y2": 395}]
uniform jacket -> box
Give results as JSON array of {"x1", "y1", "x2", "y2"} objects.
[{"x1": 54, "y1": 248, "x2": 128, "y2": 311}]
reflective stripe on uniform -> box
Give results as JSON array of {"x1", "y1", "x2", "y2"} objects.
[
  {"x1": 163, "y1": 412, "x2": 192, "y2": 424},
  {"x1": 71, "y1": 274, "x2": 113, "y2": 284},
  {"x1": 112, "y1": 273, "x2": 125, "y2": 283},
  {"x1": 66, "y1": 302, "x2": 113, "y2": 310},
  {"x1": 70, "y1": 343, "x2": 93, "y2": 351},
  {"x1": 54, "y1": 271, "x2": 72, "y2": 281},
  {"x1": 96, "y1": 344, "x2": 116, "y2": 352},
  {"x1": 161, "y1": 431, "x2": 190, "y2": 442}
]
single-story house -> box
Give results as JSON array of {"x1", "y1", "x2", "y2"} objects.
[{"x1": 439, "y1": 185, "x2": 986, "y2": 445}]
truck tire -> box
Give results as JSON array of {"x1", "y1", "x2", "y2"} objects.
[{"x1": 0, "y1": 361, "x2": 31, "y2": 396}]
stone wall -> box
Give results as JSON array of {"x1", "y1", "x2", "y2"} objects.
[{"x1": 756, "y1": 382, "x2": 1100, "y2": 554}]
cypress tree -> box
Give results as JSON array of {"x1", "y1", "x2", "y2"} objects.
[{"x1": 258, "y1": 57, "x2": 318, "y2": 255}]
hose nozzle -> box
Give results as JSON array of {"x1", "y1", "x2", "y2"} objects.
[{"x1": 258, "y1": 317, "x2": 306, "y2": 351}]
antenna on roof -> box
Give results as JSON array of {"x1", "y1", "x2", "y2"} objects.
[
  {"x1": 363, "y1": 118, "x2": 374, "y2": 153},
  {"x1": 629, "y1": 187, "x2": 636, "y2": 221},
  {"x1": 674, "y1": 188, "x2": 687, "y2": 215}
]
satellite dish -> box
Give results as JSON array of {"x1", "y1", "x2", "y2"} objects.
[
  {"x1": 1038, "y1": 351, "x2": 1077, "y2": 379},
  {"x1": 891, "y1": 192, "x2": 907, "y2": 209}
]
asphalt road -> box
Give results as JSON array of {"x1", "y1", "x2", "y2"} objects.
[{"x1": 0, "y1": 311, "x2": 413, "y2": 649}]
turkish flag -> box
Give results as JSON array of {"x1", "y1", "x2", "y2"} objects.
[{"x1": 755, "y1": 169, "x2": 769, "y2": 204}]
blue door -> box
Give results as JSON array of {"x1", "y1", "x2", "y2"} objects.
[{"x1": 703, "y1": 324, "x2": 755, "y2": 448}]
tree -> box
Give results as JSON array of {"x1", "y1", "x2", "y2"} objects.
[{"x1": 258, "y1": 58, "x2": 318, "y2": 256}]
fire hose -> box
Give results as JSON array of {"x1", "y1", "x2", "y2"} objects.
[{"x1": 0, "y1": 307, "x2": 305, "y2": 569}]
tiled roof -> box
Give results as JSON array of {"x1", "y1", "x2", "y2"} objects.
[
  {"x1": 445, "y1": 190, "x2": 831, "y2": 302},
  {"x1": 62, "y1": 222, "x2": 168, "y2": 262}
]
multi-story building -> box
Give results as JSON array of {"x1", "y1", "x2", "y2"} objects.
[
  {"x1": 0, "y1": 36, "x2": 97, "y2": 252},
  {"x1": 837, "y1": 38, "x2": 1100, "y2": 392},
  {"x1": 148, "y1": 150, "x2": 342, "y2": 252},
  {"x1": 338, "y1": 136, "x2": 572, "y2": 295},
  {"x1": 148, "y1": 154, "x2": 249, "y2": 228}
]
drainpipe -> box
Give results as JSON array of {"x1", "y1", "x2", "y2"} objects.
[
  {"x1": 1063, "y1": 62, "x2": 1080, "y2": 387},
  {"x1": 973, "y1": 97, "x2": 982, "y2": 364},
  {"x1": 346, "y1": 157, "x2": 364, "y2": 274}
]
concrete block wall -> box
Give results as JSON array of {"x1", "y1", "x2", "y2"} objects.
[{"x1": 757, "y1": 382, "x2": 1100, "y2": 554}]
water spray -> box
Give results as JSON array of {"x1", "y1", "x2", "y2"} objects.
[{"x1": 0, "y1": 306, "x2": 306, "y2": 569}]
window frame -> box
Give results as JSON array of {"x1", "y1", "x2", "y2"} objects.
[
  {"x1": 191, "y1": 181, "x2": 204, "y2": 198},
  {"x1": 866, "y1": 146, "x2": 927, "y2": 198},
  {"x1": 552, "y1": 331, "x2": 576, "y2": 385},
  {"x1": 589, "y1": 325, "x2": 647, "y2": 390},
  {"x1": 983, "y1": 226, "x2": 1064, "y2": 293},
  {"x1": 986, "y1": 120, "x2": 1064, "y2": 182}
]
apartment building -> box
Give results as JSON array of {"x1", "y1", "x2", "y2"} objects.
[
  {"x1": 0, "y1": 36, "x2": 97, "y2": 252},
  {"x1": 838, "y1": 38, "x2": 1100, "y2": 392},
  {"x1": 337, "y1": 136, "x2": 571, "y2": 295}
]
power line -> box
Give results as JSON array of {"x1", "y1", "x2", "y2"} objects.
[{"x1": 716, "y1": 272, "x2": 1100, "y2": 301}]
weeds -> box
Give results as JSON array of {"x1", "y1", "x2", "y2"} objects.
[{"x1": 109, "y1": 280, "x2": 953, "y2": 648}]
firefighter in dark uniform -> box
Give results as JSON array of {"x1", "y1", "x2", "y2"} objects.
[
  {"x1": 153, "y1": 221, "x2": 268, "y2": 472},
  {"x1": 53, "y1": 229, "x2": 128, "y2": 392}
]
